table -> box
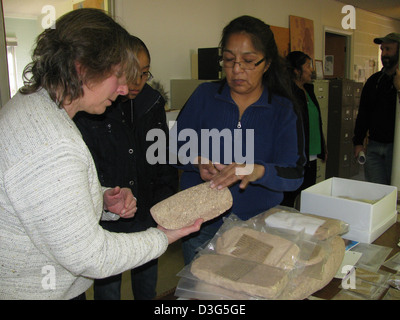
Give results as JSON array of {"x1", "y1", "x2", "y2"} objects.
[{"x1": 312, "y1": 221, "x2": 400, "y2": 300}]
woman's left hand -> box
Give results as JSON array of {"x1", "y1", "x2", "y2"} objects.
[
  {"x1": 157, "y1": 218, "x2": 203, "y2": 244},
  {"x1": 104, "y1": 186, "x2": 138, "y2": 218},
  {"x1": 209, "y1": 163, "x2": 265, "y2": 190}
]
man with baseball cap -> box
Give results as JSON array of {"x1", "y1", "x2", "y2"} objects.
[{"x1": 353, "y1": 32, "x2": 400, "y2": 185}]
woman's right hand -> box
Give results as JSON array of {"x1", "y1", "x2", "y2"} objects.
[{"x1": 157, "y1": 219, "x2": 203, "y2": 244}]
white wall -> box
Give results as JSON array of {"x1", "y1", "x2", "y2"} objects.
[
  {"x1": 2, "y1": 0, "x2": 400, "y2": 106},
  {"x1": 5, "y1": 17, "x2": 39, "y2": 90},
  {"x1": 114, "y1": 0, "x2": 400, "y2": 106},
  {"x1": 3, "y1": 0, "x2": 74, "y2": 95}
]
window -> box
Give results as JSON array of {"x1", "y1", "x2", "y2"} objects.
[{"x1": 6, "y1": 38, "x2": 18, "y2": 98}]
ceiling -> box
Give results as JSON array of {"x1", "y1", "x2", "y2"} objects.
[
  {"x1": 337, "y1": 0, "x2": 400, "y2": 21},
  {"x1": 2, "y1": 0, "x2": 400, "y2": 21}
]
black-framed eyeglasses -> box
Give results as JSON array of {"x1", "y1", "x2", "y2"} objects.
[
  {"x1": 141, "y1": 71, "x2": 153, "y2": 82},
  {"x1": 220, "y1": 57, "x2": 266, "y2": 70}
]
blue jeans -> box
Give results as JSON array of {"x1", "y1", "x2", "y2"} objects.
[
  {"x1": 365, "y1": 139, "x2": 393, "y2": 185},
  {"x1": 182, "y1": 219, "x2": 223, "y2": 265},
  {"x1": 94, "y1": 259, "x2": 158, "y2": 300}
]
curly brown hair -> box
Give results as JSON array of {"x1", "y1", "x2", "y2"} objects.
[{"x1": 21, "y1": 8, "x2": 139, "y2": 107}]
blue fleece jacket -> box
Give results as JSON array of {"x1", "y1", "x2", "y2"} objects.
[{"x1": 171, "y1": 81, "x2": 305, "y2": 224}]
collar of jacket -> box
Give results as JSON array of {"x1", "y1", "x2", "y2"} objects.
[
  {"x1": 113, "y1": 83, "x2": 164, "y2": 120},
  {"x1": 215, "y1": 79, "x2": 273, "y2": 109},
  {"x1": 134, "y1": 83, "x2": 164, "y2": 113}
]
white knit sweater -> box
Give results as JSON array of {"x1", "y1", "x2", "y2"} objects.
[{"x1": 0, "y1": 89, "x2": 168, "y2": 299}]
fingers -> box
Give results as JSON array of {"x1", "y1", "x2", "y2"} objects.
[
  {"x1": 198, "y1": 162, "x2": 219, "y2": 181},
  {"x1": 120, "y1": 198, "x2": 137, "y2": 218},
  {"x1": 106, "y1": 187, "x2": 137, "y2": 218},
  {"x1": 239, "y1": 176, "x2": 251, "y2": 189},
  {"x1": 120, "y1": 206, "x2": 137, "y2": 218},
  {"x1": 124, "y1": 191, "x2": 137, "y2": 210},
  {"x1": 182, "y1": 218, "x2": 203, "y2": 235},
  {"x1": 209, "y1": 163, "x2": 264, "y2": 190},
  {"x1": 210, "y1": 163, "x2": 240, "y2": 189},
  {"x1": 108, "y1": 186, "x2": 121, "y2": 196},
  {"x1": 121, "y1": 189, "x2": 137, "y2": 218},
  {"x1": 157, "y1": 218, "x2": 203, "y2": 244}
]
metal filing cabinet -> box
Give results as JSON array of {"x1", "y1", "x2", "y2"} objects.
[
  {"x1": 314, "y1": 80, "x2": 329, "y2": 183},
  {"x1": 351, "y1": 82, "x2": 363, "y2": 176},
  {"x1": 326, "y1": 79, "x2": 362, "y2": 179}
]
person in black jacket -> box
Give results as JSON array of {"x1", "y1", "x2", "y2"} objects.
[
  {"x1": 353, "y1": 33, "x2": 400, "y2": 185},
  {"x1": 74, "y1": 36, "x2": 178, "y2": 300},
  {"x1": 281, "y1": 51, "x2": 327, "y2": 208}
]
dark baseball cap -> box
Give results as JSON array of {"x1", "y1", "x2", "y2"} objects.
[{"x1": 374, "y1": 32, "x2": 400, "y2": 44}]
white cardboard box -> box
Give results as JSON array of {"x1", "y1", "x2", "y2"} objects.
[{"x1": 300, "y1": 177, "x2": 397, "y2": 243}]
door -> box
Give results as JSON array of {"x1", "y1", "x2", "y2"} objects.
[{"x1": 325, "y1": 32, "x2": 347, "y2": 79}]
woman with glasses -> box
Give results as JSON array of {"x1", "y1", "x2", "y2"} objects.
[
  {"x1": 172, "y1": 15, "x2": 306, "y2": 265},
  {"x1": 281, "y1": 51, "x2": 327, "y2": 209},
  {"x1": 74, "y1": 36, "x2": 179, "y2": 300}
]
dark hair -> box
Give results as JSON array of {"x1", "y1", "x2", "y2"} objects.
[
  {"x1": 286, "y1": 51, "x2": 312, "y2": 80},
  {"x1": 21, "y1": 8, "x2": 139, "y2": 107},
  {"x1": 220, "y1": 15, "x2": 293, "y2": 102},
  {"x1": 132, "y1": 36, "x2": 151, "y2": 63}
]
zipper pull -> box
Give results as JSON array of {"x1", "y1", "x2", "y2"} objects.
[{"x1": 237, "y1": 120, "x2": 242, "y2": 129}]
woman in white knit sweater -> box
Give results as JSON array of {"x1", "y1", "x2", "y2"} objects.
[{"x1": 0, "y1": 9, "x2": 201, "y2": 300}]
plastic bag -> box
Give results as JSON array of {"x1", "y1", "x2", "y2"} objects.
[
  {"x1": 383, "y1": 252, "x2": 400, "y2": 272},
  {"x1": 250, "y1": 206, "x2": 349, "y2": 240},
  {"x1": 382, "y1": 287, "x2": 400, "y2": 300},
  {"x1": 351, "y1": 243, "x2": 392, "y2": 272},
  {"x1": 176, "y1": 215, "x2": 300, "y2": 300},
  {"x1": 387, "y1": 273, "x2": 400, "y2": 290},
  {"x1": 337, "y1": 267, "x2": 390, "y2": 299},
  {"x1": 175, "y1": 212, "x2": 344, "y2": 300}
]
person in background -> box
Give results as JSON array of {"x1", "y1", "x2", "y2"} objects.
[
  {"x1": 171, "y1": 15, "x2": 305, "y2": 265},
  {"x1": 353, "y1": 33, "x2": 400, "y2": 185},
  {"x1": 0, "y1": 8, "x2": 201, "y2": 300},
  {"x1": 74, "y1": 36, "x2": 178, "y2": 300},
  {"x1": 281, "y1": 51, "x2": 327, "y2": 209}
]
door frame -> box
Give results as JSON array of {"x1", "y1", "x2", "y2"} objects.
[
  {"x1": 0, "y1": 0, "x2": 10, "y2": 108},
  {"x1": 323, "y1": 26, "x2": 353, "y2": 80}
]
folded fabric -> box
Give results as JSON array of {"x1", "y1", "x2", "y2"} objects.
[
  {"x1": 258, "y1": 207, "x2": 348, "y2": 240},
  {"x1": 265, "y1": 211, "x2": 325, "y2": 235}
]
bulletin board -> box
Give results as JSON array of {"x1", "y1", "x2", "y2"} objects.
[
  {"x1": 73, "y1": 0, "x2": 113, "y2": 15},
  {"x1": 289, "y1": 15, "x2": 315, "y2": 62},
  {"x1": 270, "y1": 25, "x2": 290, "y2": 57}
]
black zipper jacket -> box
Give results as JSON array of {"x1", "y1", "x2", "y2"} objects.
[
  {"x1": 292, "y1": 82, "x2": 327, "y2": 163},
  {"x1": 74, "y1": 84, "x2": 178, "y2": 231},
  {"x1": 353, "y1": 69, "x2": 397, "y2": 146}
]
